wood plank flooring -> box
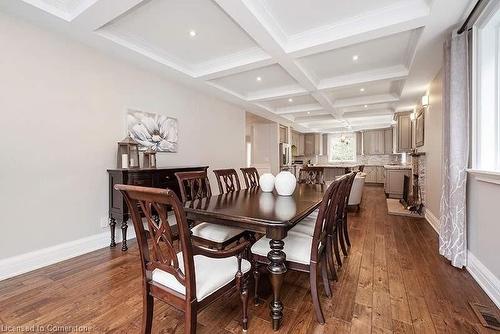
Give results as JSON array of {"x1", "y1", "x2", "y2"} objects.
[{"x1": 1, "y1": 185, "x2": 498, "y2": 333}]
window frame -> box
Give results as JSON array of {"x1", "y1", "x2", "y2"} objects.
[
  {"x1": 327, "y1": 132, "x2": 357, "y2": 163},
  {"x1": 471, "y1": 1, "x2": 500, "y2": 173}
]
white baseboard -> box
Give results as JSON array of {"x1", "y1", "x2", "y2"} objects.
[
  {"x1": 0, "y1": 228, "x2": 135, "y2": 282},
  {"x1": 425, "y1": 209, "x2": 440, "y2": 234},
  {"x1": 467, "y1": 251, "x2": 500, "y2": 309}
]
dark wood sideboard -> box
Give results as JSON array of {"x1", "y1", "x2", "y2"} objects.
[{"x1": 107, "y1": 166, "x2": 208, "y2": 250}]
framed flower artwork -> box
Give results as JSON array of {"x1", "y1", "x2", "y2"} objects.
[{"x1": 127, "y1": 109, "x2": 178, "y2": 152}]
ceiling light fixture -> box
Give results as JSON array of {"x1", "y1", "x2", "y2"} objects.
[
  {"x1": 288, "y1": 98, "x2": 293, "y2": 103},
  {"x1": 256, "y1": 76, "x2": 262, "y2": 82},
  {"x1": 307, "y1": 111, "x2": 311, "y2": 114},
  {"x1": 189, "y1": 30, "x2": 197, "y2": 37},
  {"x1": 360, "y1": 88, "x2": 365, "y2": 92},
  {"x1": 352, "y1": 55, "x2": 359, "y2": 62},
  {"x1": 364, "y1": 105, "x2": 368, "y2": 108}
]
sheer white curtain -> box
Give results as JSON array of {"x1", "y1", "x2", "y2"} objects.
[{"x1": 439, "y1": 31, "x2": 469, "y2": 268}]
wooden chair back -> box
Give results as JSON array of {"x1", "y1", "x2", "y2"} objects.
[
  {"x1": 213, "y1": 168, "x2": 241, "y2": 194},
  {"x1": 339, "y1": 172, "x2": 357, "y2": 217},
  {"x1": 358, "y1": 165, "x2": 365, "y2": 172},
  {"x1": 114, "y1": 185, "x2": 197, "y2": 302},
  {"x1": 175, "y1": 171, "x2": 212, "y2": 203},
  {"x1": 240, "y1": 167, "x2": 260, "y2": 188},
  {"x1": 298, "y1": 166, "x2": 325, "y2": 185},
  {"x1": 310, "y1": 178, "x2": 343, "y2": 262}
]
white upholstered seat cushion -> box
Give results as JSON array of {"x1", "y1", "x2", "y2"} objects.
[
  {"x1": 289, "y1": 216, "x2": 317, "y2": 236},
  {"x1": 191, "y1": 223, "x2": 246, "y2": 243},
  {"x1": 152, "y1": 252, "x2": 251, "y2": 301},
  {"x1": 251, "y1": 233, "x2": 313, "y2": 265}
]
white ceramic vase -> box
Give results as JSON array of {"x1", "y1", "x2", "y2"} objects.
[
  {"x1": 259, "y1": 173, "x2": 275, "y2": 192},
  {"x1": 274, "y1": 171, "x2": 297, "y2": 196}
]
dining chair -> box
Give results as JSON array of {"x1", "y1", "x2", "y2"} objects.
[
  {"x1": 289, "y1": 174, "x2": 351, "y2": 280},
  {"x1": 251, "y1": 178, "x2": 343, "y2": 324},
  {"x1": 175, "y1": 171, "x2": 247, "y2": 250},
  {"x1": 213, "y1": 168, "x2": 241, "y2": 194},
  {"x1": 115, "y1": 184, "x2": 251, "y2": 334},
  {"x1": 240, "y1": 167, "x2": 259, "y2": 188},
  {"x1": 338, "y1": 172, "x2": 357, "y2": 254},
  {"x1": 298, "y1": 166, "x2": 325, "y2": 185},
  {"x1": 358, "y1": 165, "x2": 365, "y2": 172}
]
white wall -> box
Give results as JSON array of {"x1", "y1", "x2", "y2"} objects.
[
  {"x1": 423, "y1": 69, "x2": 444, "y2": 225},
  {"x1": 0, "y1": 13, "x2": 245, "y2": 261}
]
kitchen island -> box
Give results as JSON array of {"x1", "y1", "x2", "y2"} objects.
[{"x1": 310, "y1": 164, "x2": 361, "y2": 181}]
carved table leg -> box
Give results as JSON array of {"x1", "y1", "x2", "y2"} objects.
[
  {"x1": 109, "y1": 218, "x2": 117, "y2": 248},
  {"x1": 267, "y1": 239, "x2": 287, "y2": 331},
  {"x1": 121, "y1": 219, "x2": 128, "y2": 251}
]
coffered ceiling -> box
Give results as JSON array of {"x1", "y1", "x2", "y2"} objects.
[{"x1": 1, "y1": 0, "x2": 473, "y2": 132}]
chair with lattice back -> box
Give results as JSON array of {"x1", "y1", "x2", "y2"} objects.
[
  {"x1": 240, "y1": 167, "x2": 259, "y2": 188},
  {"x1": 175, "y1": 171, "x2": 247, "y2": 250},
  {"x1": 115, "y1": 184, "x2": 251, "y2": 334},
  {"x1": 213, "y1": 168, "x2": 241, "y2": 194}
]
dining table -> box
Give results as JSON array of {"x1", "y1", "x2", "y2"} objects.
[{"x1": 184, "y1": 183, "x2": 328, "y2": 331}]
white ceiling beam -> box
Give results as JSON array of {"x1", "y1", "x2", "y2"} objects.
[
  {"x1": 343, "y1": 109, "x2": 394, "y2": 119},
  {"x1": 72, "y1": 0, "x2": 144, "y2": 29},
  {"x1": 285, "y1": 0, "x2": 429, "y2": 56},
  {"x1": 317, "y1": 65, "x2": 409, "y2": 91},
  {"x1": 275, "y1": 104, "x2": 323, "y2": 115},
  {"x1": 214, "y1": 0, "x2": 338, "y2": 118},
  {"x1": 333, "y1": 94, "x2": 400, "y2": 108}
]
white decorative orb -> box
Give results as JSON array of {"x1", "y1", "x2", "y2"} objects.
[
  {"x1": 274, "y1": 171, "x2": 297, "y2": 196},
  {"x1": 259, "y1": 173, "x2": 275, "y2": 192}
]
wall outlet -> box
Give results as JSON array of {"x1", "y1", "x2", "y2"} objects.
[{"x1": 100, "y1": 217, "x2": 110, "y2": 229}]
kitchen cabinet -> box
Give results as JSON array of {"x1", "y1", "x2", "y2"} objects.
[
  {"x1": 384, "y1": 128, "x2": 393, "y2": 154},
  {"x1": 396, "y1": 112, "x2": 412, "y2": 153},
  {"x1": 362, "y1": 128, "x2": 393, "y2": 155},
  {"x1": 304, "y1": 133, "x2": 324, "y2": 156},
  {"x1": 279, "y1": 125, "x2": 288, "y2": 144},
  {"x1": 384, "y1": 168, "x2": 412, "y2": 198},
  {"x1": 364, "y1": 165, "x2": 385, "y2": 184},
  {"x1": 363, "y1": 130, "x2": 385, "y2": 155},
  {"x1": 291, "y1": 131, "x2": 305, "y2": 156},
  {"x1": 356, "y1": 131, "x2": 362, "y2": 155}
]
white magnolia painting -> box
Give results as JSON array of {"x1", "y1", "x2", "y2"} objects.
[{"x1": 127, "y1": 110, "x2": 178, "y2": 152}]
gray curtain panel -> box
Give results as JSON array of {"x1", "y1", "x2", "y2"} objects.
[{"x1": 439, "y1": 31, "x2": 469, "y2": 268}]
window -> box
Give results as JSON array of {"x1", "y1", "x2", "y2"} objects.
[
  {"x1": 472, "y1": 2, "x2": 500, "y2": 172},
  {"x1": 328, "y1": 133, "x2": 356, "y2": 163}
]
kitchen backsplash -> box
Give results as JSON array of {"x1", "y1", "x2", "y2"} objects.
[{"x1": 295, "y1": 154, "x2": 403, "y2": 166}]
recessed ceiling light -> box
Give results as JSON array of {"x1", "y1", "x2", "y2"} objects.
[
  {"x1": 307, "y1": 111, "x2": 311, "y2": 114},
  {"x1": 364, "y1": 104, "x2": 368, "y2": 108},
  {"x1": 189, "y1": 30, "x2": 197, "y2": 37},
  {"x1": 360, "y1": 88, "x2": 365, "y2": 92},
  {"x1": 352, "y1": 55, "x2": 359, "y2": 62},
  {"x1": 256, "y1": 76, "x2": 262, "y2": 82},
  {"x1": 288, "y1": 98, "x2": 293, "y2": 103}
]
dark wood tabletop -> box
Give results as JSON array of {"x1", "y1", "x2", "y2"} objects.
[
  {"x1": 183, "y1": 182, "x2": 329, "y2": 331},
  {"x1": 184, "y1": 183, "x2": 327, "y2": 239}
]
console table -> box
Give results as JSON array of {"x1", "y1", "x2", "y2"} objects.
[{"x1": 107, "y1": 166, "x2": 208, "y2": 250}]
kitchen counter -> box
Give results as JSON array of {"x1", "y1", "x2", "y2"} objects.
[
  {"x1": 384, "y1": 164, "x2": 412, "y2": 170},
  {"x1": 311, "y1": 164, "x2": 360, "y2": 168}
]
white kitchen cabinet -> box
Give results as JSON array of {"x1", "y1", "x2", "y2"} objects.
[
  {"x1": 363, "y1": 129, "x2": 390, "y2": 155},
  {"x1": 291, "y1": 131, "x2": 305, "y2": 156},
  {"x1": 376, "y1": 166, "x2": 386, "y2": 183},
  {"x1": 364, "y1": 165, "x2": 385, "y2": 184},
  {"x1": 384, "y1": 168, "x2": 412, "y2": 198},
  {"x1": 384, "y1": 128, "x2": 393, "y2": 154},
  {"x1": 396, "y1": 112, "x2": 412, "y2": 153},
  {"x1": 304, "y1": 133, "x2": 324, "y2": 156},
  {"x1": 364, "y1": 166, "x2": 378, "y2": 183},
  {"x1": 356, "y1": 131, "x2": 363, "y2": 155}
]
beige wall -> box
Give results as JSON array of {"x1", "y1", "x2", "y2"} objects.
[
  {"x1": 423, "y1": 69, "x2": 444, "y2": 221},
  {"x1": 0, "y1": 13, "x2": 245, "y2": 260}
]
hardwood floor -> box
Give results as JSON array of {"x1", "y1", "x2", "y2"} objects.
[{"x1": 1, "y1": 185, "x2": 498, "y2": 333}]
